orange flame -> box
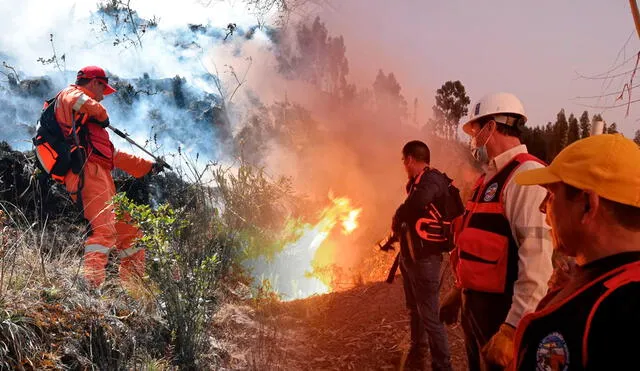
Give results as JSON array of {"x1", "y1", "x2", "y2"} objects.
[{"x1": 273, "y1": 193, "x2": 362, "y2": 300}]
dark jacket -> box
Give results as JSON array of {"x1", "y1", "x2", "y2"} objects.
[
  {"x1": 393, "y1": 167, "x2": 449, "y2": 259},
  {"x1": 512, "y1": 252, "x2": 640, "y2": 371}
]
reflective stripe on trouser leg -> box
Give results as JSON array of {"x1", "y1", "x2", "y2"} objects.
[
  {"x1": 83, "y1": 244, "x2": 111, "y2": 288},
  {"x1": 72, "y1": 163, "x2": 118, "y2": 289},
  {"x1": 115, "y1": 219, "x2": 145, "y2": 283}
]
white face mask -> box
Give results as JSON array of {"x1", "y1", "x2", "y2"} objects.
[
  {"x1": 469, "y1": 120, "x2": 496, "y2": 164},
  {"x1": 470, "y1": 144, "x2": 489, "y2": 164}
]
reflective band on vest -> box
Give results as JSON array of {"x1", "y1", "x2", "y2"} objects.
[
  {"x1": 456, "y1": 153, "x2": 545, "y2": 294},
  {"x1": 72, "y1": 94, "x2": 89, "y2": 111},
  {"x1": 84, "y1": 244, "x2": 111, "y2": 255},
  {"x1": 415, "y1": 207, "x2": 449, "y2": 242},
  {"x1": 118, "y1": 246, "x2": 143, "y2": 259}
]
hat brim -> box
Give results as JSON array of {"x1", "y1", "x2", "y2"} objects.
[
  {"x1": 103, "y1": 83, "x2": 117, "y2": 95},
  {"x1": 514, "y1": 167, "x2": 561, "y2": 186}
]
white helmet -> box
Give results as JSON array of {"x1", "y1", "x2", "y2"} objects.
[{"x1": 462, "y1": 92, "x2": 527, "y2": 135}]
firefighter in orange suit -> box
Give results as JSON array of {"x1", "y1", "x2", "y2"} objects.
[
  {"x1": 56, "y1": 66, "x2": 163, "y2": 289},
  {"x1": 510, "y1": 134, "x2": 640, "y2": 370},
  {"x1": 438, "y1": 92, "x2": 554, "y2": 370}
]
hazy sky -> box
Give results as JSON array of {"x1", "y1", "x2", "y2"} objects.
[
  {"x1": 318, "y1": 1, "x2": 640, "y2": 137},
  {"x1": 1, "y1": 0, "x2": 638, "y2": 139}
]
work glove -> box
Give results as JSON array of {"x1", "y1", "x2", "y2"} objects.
[
  {"x1": 439, "y1": 287, "x2": 462, "y2": 325},
  {"x1": 481, "y1": 323, "x2": 516, "y2": 368},
  {"x1": 90, "y1": 117, "x2": 110, "y2": 128},
  {"x1": 151, "y1": 160, "x2": 170, "y2": 175}
]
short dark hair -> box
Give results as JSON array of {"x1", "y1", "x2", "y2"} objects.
[
  {"x1": 76, "y1": 78, "x2": 92, "y2": 86},
  {"x1": 402, "y1": 140, "x2": 430, "y2": 163},
  {"x1": 564, "y1": 183, "x2": 640, "y2": 231},
  {"x1": 478, "y1": 114, "x2": 524, "y2": 138}
]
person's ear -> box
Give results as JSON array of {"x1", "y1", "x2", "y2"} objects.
[{"x1": 581, "y1": 190, "x2": 599, "y2": 224}]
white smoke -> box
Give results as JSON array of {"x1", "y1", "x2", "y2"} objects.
[{"x1": 0, "y1": 0, "x2": 282, "y2": 164}]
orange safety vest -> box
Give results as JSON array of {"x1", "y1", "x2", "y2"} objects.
[
  {"x1": 55, "y1": 85, "x2": 115, "y2": 169},
  {"x1": 455, "y1": 153, "x2": 545, "y2": 294}
]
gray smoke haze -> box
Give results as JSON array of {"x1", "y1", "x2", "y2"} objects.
[{"x1": 0, "y1": 0, "x2": 479, "y2": 297}]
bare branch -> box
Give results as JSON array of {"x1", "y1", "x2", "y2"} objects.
[
  {"x1": 573, "y1": 97, "x2": 640, "y2": 110},
  {"x1": 124, "y1": 0, "x2": 143, "y2": 48},
  {"x1": 0, "y1": 62, "x2": 19, "y2": 84},
  {"x1": 36, "y1": 34, "x2": 65, "y2": 73},
  {"x1": 228, "y1": 57, "x2": 253, "y2": 103}
]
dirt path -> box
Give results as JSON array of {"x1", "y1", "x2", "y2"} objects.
[{"x1": 217, "y1": 275, "x2": 468, "y2": 370}]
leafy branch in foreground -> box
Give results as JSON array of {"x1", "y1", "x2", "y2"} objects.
[{"x1": 112, "y1": 192, "x2": 242, "y2": 369}]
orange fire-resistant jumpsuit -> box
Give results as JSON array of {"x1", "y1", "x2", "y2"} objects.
[{"x1": 55, "y1": 85, "x2": 153, "y2": 288}]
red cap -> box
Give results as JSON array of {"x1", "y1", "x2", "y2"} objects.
[{"x1": 76, "y1": 66, "x2": 117, "y2": 95}]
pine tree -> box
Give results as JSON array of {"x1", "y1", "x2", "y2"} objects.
[
  {"x1": 579, "y1": 111, "x2": 590, "y2": 138},
  {"x1": 567, "y1": 113, "x2": 580, "y2": 144}
]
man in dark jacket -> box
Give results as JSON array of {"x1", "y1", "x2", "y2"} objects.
[
  {"x1": 392, "y1": 140, "x2": 453, "y2": 371},
  {"x1": 510, "y1": 133, "x2": 640, "y2": 370}
]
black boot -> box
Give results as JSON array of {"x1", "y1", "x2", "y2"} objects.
[
  {"x1": 404, "y1": 312, "x2": 427, "y2": 370},
  {"x1": 404, "y1": 344, "x2": 427, "y2": 370}
]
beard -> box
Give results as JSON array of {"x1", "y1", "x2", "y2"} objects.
[{"x1": 551, "y1": 229, "x2": 575, "y2": 258}]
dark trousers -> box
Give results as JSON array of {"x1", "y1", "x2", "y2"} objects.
[
  {"x1": 400, "y1": 254, "x2": 452, "y2": 371},
  {"x1": 461, "y1": 290, "x2": 512, "y2": 371}
]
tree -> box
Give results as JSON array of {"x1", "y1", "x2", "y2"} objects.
[
  {"x1": 521, "y1": 126, "x2": 549, "y2": 162},
  {"x1": 427, "y1": 80, "x2": 471, "y2": 140},
  {"x1": 326, "y1": 35, "x2": 349, "y2": 97},
  {"x1": 634, "y1": 129, "x2": 640, "y2": 146},
  {"x1": 579, "y1": 111, "x2": 590, "y2": 138},
  {"x1": 607, "y1": 122, "x2": 618, "y2": 134},
  {"x1": 373, "y1": 69, "x2": 408, "y2": 123},
  {"x1": 276, "y1": 16, "x2": 350, "y2": 98},
  {"x1": 551, "y1": 109, "x2": 569, "y2": 159},
  {"x1": 567, "y1": 113, "x2": 580, "y2": 145}
]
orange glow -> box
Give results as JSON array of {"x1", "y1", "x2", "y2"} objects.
[{"x1": 275, "y1": 192, "x2": 362, "y2": 300}]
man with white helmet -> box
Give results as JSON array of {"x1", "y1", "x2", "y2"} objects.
[{"x1": 438, "y1": 92, "x2": 554, "y2": 370}]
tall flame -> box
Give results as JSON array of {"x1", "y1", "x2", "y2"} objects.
[{"x1": 249, "y1": 193, "x2": 361, "y2": 301}]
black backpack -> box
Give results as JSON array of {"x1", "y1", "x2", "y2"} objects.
[
  {"x1": 33, "y1": 95, "x2": 86, "y2": 183},
  {"x1": 429, "y1": 170, "x2": 465, "y2": 252}
]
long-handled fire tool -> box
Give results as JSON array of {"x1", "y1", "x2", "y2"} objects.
[{"x1": 107, "y1": 124, "x2": 172, "y2": 170}]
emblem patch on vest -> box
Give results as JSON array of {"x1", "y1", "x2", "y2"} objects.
[
  {"x1": 536, "y1": 331, "x2": 569, "y2": 371},
  {"x1": 483, "y1": 182, "x2": 499, "y2": 202}
]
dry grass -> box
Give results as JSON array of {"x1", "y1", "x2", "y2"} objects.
[{"x1": 0, "y1": 201, "x2": 175, "y2": 370}]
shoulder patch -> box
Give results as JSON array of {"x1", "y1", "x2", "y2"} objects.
[
  {"x1": 536, "y1": 331, "x2": 569, "y2": 371},
  {"x1": 483, "y1": 182, "x2": 499, "y2": 202}
]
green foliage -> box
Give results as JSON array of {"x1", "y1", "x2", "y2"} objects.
[
  {"x1": 428, "y1": 80, "x2": 471, "y2": 140},
  {"x1": 112, "y1": 192, "x2": 241, "y2": 369}
]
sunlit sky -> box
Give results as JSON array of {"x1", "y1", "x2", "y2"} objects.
[{"x1": 319, "y1": 1, "x2": 640, "y2": 137}]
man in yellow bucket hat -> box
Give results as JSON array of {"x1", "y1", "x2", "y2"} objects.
[{"x1": 510, "y1": 133, "x2": 640, "y2": 370}]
